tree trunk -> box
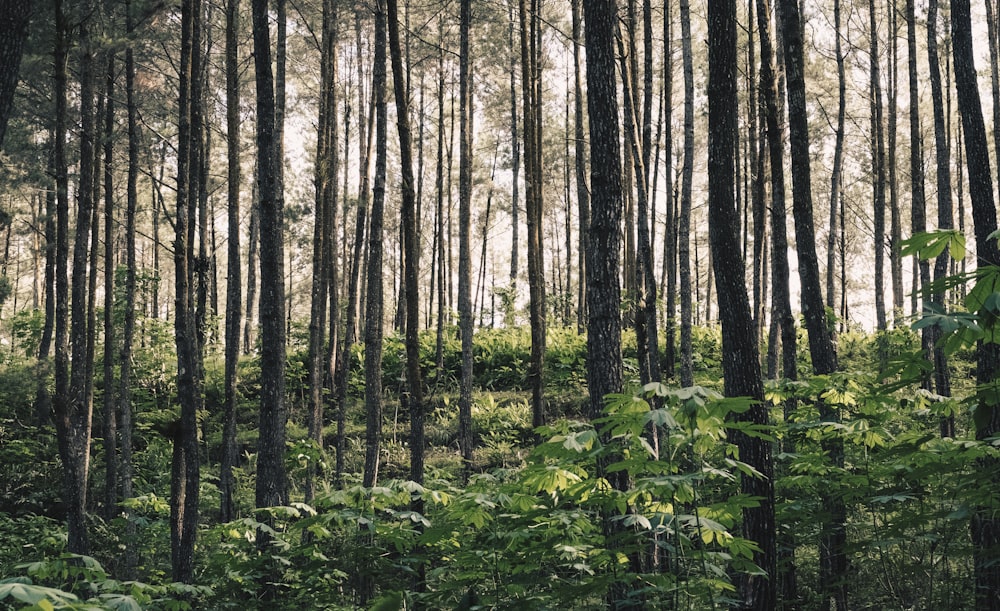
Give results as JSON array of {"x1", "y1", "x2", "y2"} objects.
[
  {"x1": 363, "y1": 0, "x2": 388, "y2": 490},
  {"x1": 927, "y1": 0, "x2": 953, "y2": 436},
  {"x1": 519, "y1": 0, "x2": 545, "y2": 428},
  {"x1": 678, "y1": 0, "x2": 694, "y2": 387},
  {"x1": 757, "y1": 0, "x2": 798, "y2": 603},
  {"x1": 582, "y1": 0, "x2": 630, "y2": 604},
  {"x1": 220, "y1": 0, "x2": 241, "y2": 524},
  {"x1": 572, "y1": 0, "x2": 589, "y2": 334},
  {"x1": 888, "y1": 0, "x2": 904, "y2": 322},
  {"x1": 458, "y1": 0, "x2": 474, "y2": 477},
  {"x1": 708, "y1": 4, "x2": 775, "y2": 606},
  {"x1": 119, "y1": 0, "x2": 140, "y2": 574},
  {"x1": 906, "y1": 0, "x2": 932, "y2": 382},
  {"x1": 827, "y1": 0, "x2": 845, "y2": 313},
  {"x1": 171, "y1": 0, "x2": 203, "y2": 583},
  {"x1": 870, "y1": 0, "x2": 888, "y2": 332},
  {"x1": 777, "y1": 1, "x2": 846, "y2": 608},
  {"x1": 102, "y1": 53, "x2": 117, "y2": 523},
  {"x1": 252, "y1": 0, "x2": 289, "y2": 516},
  {"x1": 0, "y1": 0, "x2": 29, "y2": 149},
  {"x1": 952, "y1": 1, "x2": 1000, "y2": 607}
]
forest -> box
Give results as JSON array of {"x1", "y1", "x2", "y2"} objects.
[{"x1": 1, "y1": 0, "x2": 1000, "y2": 608}]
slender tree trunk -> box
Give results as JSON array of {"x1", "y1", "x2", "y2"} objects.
[
  {"x1": 871, "y1": 0, "x2": 888, "y2": 332},
  {"x1": 778, "y1": 1, "x2": 846, "y2": 608},
  {"x1": 662, "y1": 3, "x2": 676, "y2": 380},
  {"x1": 927, "y1": 0, "x2": 953, "y2": 436},
  {"x1": 572, "y1": 0, "x2": 589, "y2": 333},
  {"x1": 906, "y1": 0, "x2": 932, "y2": 382},
  {"x1": 363, "y1": 0, "x2": 388, "y2": 490},
  {"x1": 118, "y1": 0, "x2": 139, "y2": 574},
  {"x1": 220, "y1": 0, "x2": 241, "y2": 524},
  {"x1": 519, "y1": 0, "x2": 546, "y2": 427},
  {"x1": 458, "y1": 0, "x2": 474, "y2": 477},
  {"x1": 827, "y1": 0, "x2": 845, "y2": 312},
  {"x1": 888, "y1": 0, "x2": 904, "y2": 321},
  {"x1": 678, "y1": 0, "x2": 694, "y2": 387},
  {"x1": 508, "y1": 0, "x2": 520, "y2": 286},
  {"x1": 102, "y1": 53, "x2": 117, "y2": 523},
  {"x1": 171, "y1": 0, "x2": 203, "y2": 583},
  {"x1": 252, "y1": 0, "x2": 288, "y2": 516}
]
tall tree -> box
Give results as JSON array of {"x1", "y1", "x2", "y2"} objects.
[
  {"x1": 171, "y1": 0, "x2": 204, "y2": 582},
  {"x1": 252, "y1": 0, "x2": 288, "y2": 512},
  {"x1": 926, "y1": 0, "x2": 953, "y2": 435},
  {"x1": 0, "y1": 0, "x2": 30, "y2": 149},
  {"x1": 571, "y1": 0, "x2": 589, "y2": 333},
  {"x1": 906, "y1": 0, "x2": 931, "y2": 376},
  {"x1": 952, "y1": 0, "x2": 1000, "y2": 606},
  {"x1": 458, "y1": 0, "x2": 474, "y2": 475},
  {"x1": 678, "y1": 0, "x2": 695, "y2": 387},
  {"x1": 870, "y1": 0, "x2": 888, "y2": 331},
  {"x1": 52, "y1": 0, "x2": 98, "y2": 557},
  {"x1": 707, "y1": 2, "x2": 775, "y2": 606},
  {"x1": 826, "y1": 0, "x2": 846, "y2": 312},
  {"x1": 778, "y1": 0, "x2": 847, "y2": 607},
  {"x1": 661, "y1": 1, "x2": 676, "y2": 380},
  {"x1": 220, "y1": 0, "x2": 241, "y2": 523},
  {"x1": 519, "y1": 0, "x2": 545, "y2": 427},
  {"x1": 363, "y1": 0, "x2": 388, "y2": 489},
  {"x1": 757, "y1": 0, "x2": 798, "y2": 601},
  {"x1": 582, "y1": 0, "x2": 629, "y2": 604},
  {"x1": 101, "y1": 52, "x2": 117, "y2": 523}
]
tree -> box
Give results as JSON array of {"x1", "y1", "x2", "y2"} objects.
[
  {"x1": 171, "y1": 0, "x2": 204, "y2": 582},
  {"x1": 708, "y1": 1, "x2": 775, "y2": 606},
  {"x1": 778, "y1": 0, "x2": 846, "y2": 606},
  {"x1": 252, "y1": 0, "x2": 288, "y2": 515},
  {"x1": 220, "y1": 0, "x2": 242, "y2": 522},
  {"x1": 870, "y1": 0, "x2": 888, "y2": 332},
  {"x1": 0, "y1": 0, "x2": 30, "y2": 149},
  {"x1": 571, "y1": 0, "x2": 589, "y2": 334},
  {"x1": 926, "y1": 0, "x2": 953, "y2": 434},
  {"x1": 952, "y1": 0, "x2": 1000, "y2": 606},
  {"x1": 678, "y1": 0, "x2": 694, "y2": 387},
  {"x1": 458, "y1": 0, "x2": 474, "y2": 475},
  {"x1": 363, "y1": 0, "x2": 388, "y2": 489},
  {"x1": 519, "y1": 0, "x2": 545, "y2": 428}
]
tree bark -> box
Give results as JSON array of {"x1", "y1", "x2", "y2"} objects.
[
  {"x1": 220, "y1": 0, "x2": 241, "y2": 524},
  {"x1": 870, "y1": 0, "x2": 888, "y2": 332},
  {"x1": 678, "y1": 0, "x2": 694, "y2": 387},
  {"x1": 252, "y1": 0, "x2": 288, "y2": 514},
  {"x1": 708, "y1": 3, "x2": 775, "y2": 606},
  {"x1": 952, "y1": 1, "x2": 1000, "y2": 607},
  {"x1": 458, "y1": 0, "x2": 474, "y2": 476},
  {"x1": 0, "y1": 0, "x2": 29, "y2": 149},
  {"x1": 777, "y1": 0, "x2": 846, "y2": 608}
]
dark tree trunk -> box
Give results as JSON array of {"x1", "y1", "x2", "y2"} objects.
[
  {"x1": 952, "y1": 1, "x2": 1000, "y2": 607},
  {"x1": 102, "y1": 53, "x2": 117, "y2": 523},
  {"x1": 119, "y1": 0, "x2": 139, "y2": 575},
  {"x1": 0, "y1": 0, "x2": 29, "y2": 149},
  {"x1": 363, "y1": 0, "x2": 388, "y2": 490},
  {"x1": 778, "y1": 0, "x2": 846, "y2": 608},
  {"x1": 708, "y1": 4, "x2": 775, "y2": 607},
  {"x1": 220, "y1": 0, "x2": 241, "y2": 524},
  {"x1": 252, "y1": 0, "x2": 288, "y2": 514},
  {"x1": 827, "y1": 0, "x2": 845, "y2": 312},
  {"x1": 870, "y1": 0, "x2": 888, "y2": 332},
  {"x1": 927, "y1": 0, "x2": 953, "y2": 437},
  {"x1": 171, "y1": 0, "x2": 203, "y2": 583},
  {"x1": 906, "y1": 0, "x2": 932, "y2": 381},
  {"x1": 458, "y1": 0, "x2": 474, "y2": 476},
  {"x1": 888, "y1": 1, "x2": 904, "y2": 321},
  {"x1": 582, "y1": 0, "x2": 628, "y2": 604},
  {"x1": 678, "y1": 0, "x2": 694, "y2": 387},
  {"x1": 519, "y1": 0, "x2": 545, "y2": 428},
  {"x1": 572, "y1": 0, "x2": 589, "y2": 334},
  {"x1": 757, "y1": 0, "x2": 798, "y2": 603},
  {"x1": 508, "y1": 0, "x2": 520, "y2": 286}
]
